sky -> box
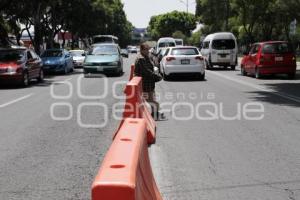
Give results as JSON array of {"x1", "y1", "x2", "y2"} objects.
[{"x1": 121, "y1": 0, "x2": 196, "y2": 28}]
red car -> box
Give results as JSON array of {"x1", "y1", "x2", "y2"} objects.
[
  {"x1": 241, "y1": 41, "x2": 296, "y2": 79},
  {"x1": 0, "y1": 47, "x2": 44, "y2": 86}
]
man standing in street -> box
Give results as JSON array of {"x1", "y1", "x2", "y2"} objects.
[{"x1": 134, "y1": 43, "x2": 166, "y2": 120}]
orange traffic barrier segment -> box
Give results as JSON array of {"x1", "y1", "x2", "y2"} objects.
[
  {"x1": 92, "y1": 118, "x2": 163, "y2": 200},
  {"x1": 122, "y1": 77, "x2": 156, "y2": 144},
  {"x1": 129, "y1": 64, "x2": 135, "y2": 81}
]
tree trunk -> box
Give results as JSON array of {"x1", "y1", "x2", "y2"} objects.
[
  {"x1": 71, "y1": 33, "x2": 75, "y2": 49},
  {"x1": 0, "y1": 23, "x2": 9, "y2": 46},
  {"x1": 61, "y1": 31, "x2": 66, "y2": 48},
  {"x1": 33, "y1": 4, "x2": 44, "y2": 55}
]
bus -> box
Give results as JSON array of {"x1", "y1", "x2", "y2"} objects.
[{"x1": 92, "y1": 35, "x2": 118, "y2": 44}]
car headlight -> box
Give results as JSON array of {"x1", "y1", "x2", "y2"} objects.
[
  {"x1": 7, "y1": 66, "x2": 17, "y2": 73},
  {"x1": 108, "y1": 61, "x2": 119, "y2": 66}
]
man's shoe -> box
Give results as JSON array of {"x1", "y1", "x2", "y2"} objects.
[{"x1": 152, "y1": 112, "x2": 167, "y2": 121}]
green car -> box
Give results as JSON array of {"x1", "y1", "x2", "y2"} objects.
[{"x1": 84, "y1": 43, "x2": 124, "y2": 76}]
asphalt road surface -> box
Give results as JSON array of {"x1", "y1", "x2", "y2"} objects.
[
  {"x1": 0, "y1": 56, "x2": 132, "y2": 199},
  {"x1": 0, "y1": 54, "x2": 300, "y2": 200},
  {"x1": 151, "y1": 60, "x2": 300, "y2": 200}
]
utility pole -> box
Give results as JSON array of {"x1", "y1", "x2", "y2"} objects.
[
  {"x1": 187, "y1": 0, "x2": 189, "y2": 13},
  {"x1": 179, "y1": 0, "x2": 194, "y2": 13}
]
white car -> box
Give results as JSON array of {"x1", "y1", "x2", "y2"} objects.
[
  {"x1": 127, "y1": 46, "x2": 137, "y2": 53},
  {"x1": 160, "y1": 46, "x2": 205, "y2": 80},
  {"x1": 200, "y1": 32, "x2": 238, "y2": 70},
  {"x1": 70, "y1": 50, "x2": 85, "y2": 68}
]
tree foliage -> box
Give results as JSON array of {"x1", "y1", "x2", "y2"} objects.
[
  {"x1": 148, "y1": 11, "x2": 196, "y2": 40},
  {"x1": 195, "y1": 0, "x2": 300, "y2": 46},
  {"x1": 0, "y1": 0, "x2": 132, "y2": 53}
]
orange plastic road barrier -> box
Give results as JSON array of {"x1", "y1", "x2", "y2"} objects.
[
  {"x1": 92, "y1": 118, "x2": 163, "y2": 200},
  {"x1": 129, "y1": 64, "x2": 135, "y2": 81},
  {"x1": 122, "y1": 76, "x2": 156, "y2": 144}
]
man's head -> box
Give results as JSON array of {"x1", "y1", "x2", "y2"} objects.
[{"x1": 140, "y1": 43, "x2": 150, "y2": 57}]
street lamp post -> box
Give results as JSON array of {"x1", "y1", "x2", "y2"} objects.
[{"x1": 179, "y1": 0, "x2": 195, "y2": 13}]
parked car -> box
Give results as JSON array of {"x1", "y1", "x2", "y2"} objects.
[
  {"x1": 70, "y1": 49, "x2": 85, "y2": 68},
  {"x1": 127, "y1": 46, "x2": 137, "y2": 53},
  {"x1": 121, "y1": 49, "x2": 129, "y2": 58},
  {"x1": 41, "y1": 49, "x2": 73, "y2": 74},
  {"x1": 201, "y1": 32, "x2": 238, "y2": 70},
  {"x1": 160, "y1": 46, "x2": 205, "y2": 80},
  {"x1": 241, "y1": 41, "x2": 297, "y2": 79},
  {"x1": 83, "y1": 43, "x2": 123, "y2": 76},
  {"x1": 0, "y1": 47, "x2": 44, "y2": 86}
]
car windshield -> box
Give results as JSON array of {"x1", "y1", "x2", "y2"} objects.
[
  {"x1": 93, "y1": 37, "x2": 113, "y2": 44},
  {"x1": 0, "y1": 50, "x2": 25, "y2": 62},
  {"x1": 171, "y1": 48, "x2": 198, "y2": 55},
  {"x1": 70, "y1": 51, "x2": 84, "y2": 56},
  {"x1": 91, "y1": 45, "x2": 118, "y2": 55},
  {"x1": 159, "y1": 42, "x2": 176, "y2": 48},
  {"x1": 175, "y1": 40, "x2": 183, "y2": 46},
  {"x1": 262, "y1": 43, "x2": 293, "y2": 54},
  {"x1": 41, "y1": 50, "x2": 63, "y2": 57},
  {"x1": 212, "y1": 39, "x2": 235, "y2": 50}
]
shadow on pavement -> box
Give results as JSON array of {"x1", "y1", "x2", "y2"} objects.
[
  {"x1": 0, "y1": 79, "x2": 60, "y2": 90},
  {"x1": 206, "y1": 67, "x2": 238, "y2": 72},
  {"x1": 164, "y1": 74, "x2": 207, "y2": 82},
  {"x1": 247, "y1": 82, "x2": 300, "y2": 107},
  {"x1": 237, "y1": 70, "x2": 300, "y2": 80}
]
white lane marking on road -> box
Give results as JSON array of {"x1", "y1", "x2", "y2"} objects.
[
  {"x1": 0, "y1": 93, "x2": 34, "y2": 108},
  {"x1": 206, "y1": 70, "x2": 300, "y2": 104},
  {"x1": 63, "y1": 78, "x2": 72, "y2": 82}
]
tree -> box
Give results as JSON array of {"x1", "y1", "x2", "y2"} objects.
[
  {"x1": 0, "y1": 0, "x2": 132, "y2": 51},
  {"x1": 196, "y1": 0, "x2": 233, "y2": 33},
  {"x1": 148, "y1": 11, "x2": 196, "y2": 39}
]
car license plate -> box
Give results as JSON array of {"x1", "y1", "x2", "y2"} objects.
[
  {"x1": 97, "y1": 66, "x2": 103, "y2": 72},
  {"x1": 181, "y1": 59, "x2": 190, "y2": 64},
  {"x1": 275, "y1": 57, "x2": 283, "y2": 61}
]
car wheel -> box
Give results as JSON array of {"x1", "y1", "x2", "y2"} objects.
[
  {"x1": 162, "y1": 71, "x2": 169, "y2": 81},
  {"x1": 288, "y1": 73, "x2": 296, "y2": 79},
  {"x1": 22, "y1": 72, "x2": 29, "y2": 87},
  {"x1": 255, "y1": 68, "x2": 261, "y2": 79},
  {"x1": 231, "y1": 65, "x2": 236, "y2": 70},
  {"x1": 37, "y1": 69, "x2": 44, "y2": 82},
  {"x1": 117, "y1": 68, "x2": 123, "y2": 77},
  {"x1": 64, "y1": 65, "x2": 68, "y2": 75},
  {"x1": 206, "y1": 60, "x2": 211, "y2": 70},
  {"x1": 199, "y1": 72, "x2": 205, "y2": 81},
  {"x1": 241, "y1": 65, "x2": 246, "y2": 76}
]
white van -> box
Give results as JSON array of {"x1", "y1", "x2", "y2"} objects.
[
  {"x1": 155, "y1": 37, "x2": 176, "y2": 54},
  {"x1": 175, "y1": 38, "x2": 184, "y2": 46},
  {"x1": 200, "y1": 32, "x2": 238, "y2": 70}
]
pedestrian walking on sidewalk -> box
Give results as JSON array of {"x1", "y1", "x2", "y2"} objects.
[{"x1": 134, "y1": 43, "x2": 166, "y2": 121}]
